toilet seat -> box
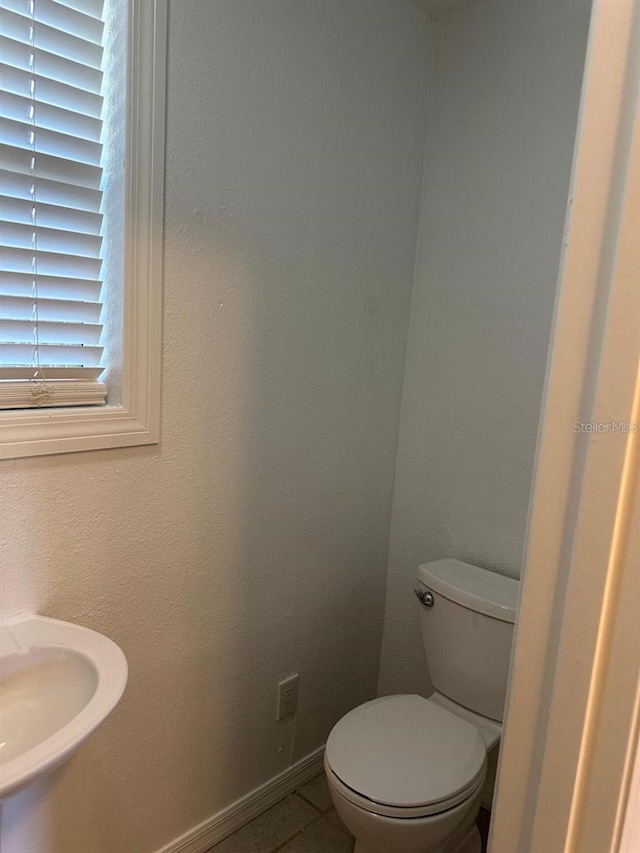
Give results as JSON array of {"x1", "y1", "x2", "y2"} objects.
[
  {"x1": 325, "y1": 694, "x2": 487, "y2": 819},
  {"x1": 325, "y1": 759, "x2": 485, "y2": 819}
]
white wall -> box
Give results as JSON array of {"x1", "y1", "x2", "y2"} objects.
[
  {"x1": 0, "y1": 2, "x2": 433, "y2": 851},
  {"x1": 411, "y1": 0, "x2": 488, "y2": 21},
  {"x1": 378, "y1": 0, "x2": 592, "y2": 698}
]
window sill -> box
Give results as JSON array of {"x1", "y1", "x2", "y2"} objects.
[{"x1": 0, "y1": 402, "x2": 160, "y2": 460}]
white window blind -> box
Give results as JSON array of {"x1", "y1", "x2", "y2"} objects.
[{"x1": 0, "y1": 0, "x2": 108, "y2": 409}]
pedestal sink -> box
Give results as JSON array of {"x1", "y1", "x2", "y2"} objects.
[{"x1": 0, "y1": 615, "x2": 128, "y2": 803}]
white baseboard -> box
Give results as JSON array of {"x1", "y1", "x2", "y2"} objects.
[{"x1": 155, "y1": 746, "x2": 326, "y2": 853}]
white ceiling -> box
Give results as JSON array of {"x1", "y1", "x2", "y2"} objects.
[{"x1": 410, "y1": 0, "x2": 488, "y2": 20}]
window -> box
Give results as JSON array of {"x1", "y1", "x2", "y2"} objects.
[{"x1": 0, "y1": 0, "x2": 166, "y2": 459}]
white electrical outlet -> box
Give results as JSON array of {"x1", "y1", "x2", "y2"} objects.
[{"x1": 276, "y1": 674, "x2": 299, "y2": 720}]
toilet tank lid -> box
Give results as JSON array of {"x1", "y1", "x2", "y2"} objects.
[{"x1": 417, "y1": 559, "x2": 519, "y2": 623}]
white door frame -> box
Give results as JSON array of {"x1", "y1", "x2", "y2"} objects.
[{"x1": 489, "y1": 0, "x2": 640, "y2": 850}]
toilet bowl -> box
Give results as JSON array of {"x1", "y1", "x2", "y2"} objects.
[
  {"x1": 326, "y1": 760, "x2": 483, "y2": 853},
  {"x1": 324, "y1": 694, "x2": 488, "y2": 853},
  {"x1": 324, "y1": 559, "x2": 519, "y2": 853}
]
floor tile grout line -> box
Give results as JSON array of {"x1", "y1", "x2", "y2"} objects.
[
  {"x1": 327, "y1": 818, "x2": 353, "y2": 841},
  {"x1": 294, "y1": 789, "x2": 330, "y2": 815},
  {"x1": 269, "y1": 812, "x2": 326, "y2": 853},
  {"x1": 294, "y1": 784, "x2": 354, "y2": 841}
]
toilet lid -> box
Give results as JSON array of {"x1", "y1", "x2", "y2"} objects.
[{"x1": 325, "y1": 695, "x2": 486, "y2": 809}]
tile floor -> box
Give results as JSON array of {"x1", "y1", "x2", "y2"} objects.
[
  {"x1": 209, "y1": 772, "x2": 354, "y2": 853},
  {"x1": 210, "y1": 771, "x2": 491, "y2": 853}
]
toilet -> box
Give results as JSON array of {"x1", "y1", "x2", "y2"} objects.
[{"x1": 324, "y1": 558, "x2": 519, "y2": 853}]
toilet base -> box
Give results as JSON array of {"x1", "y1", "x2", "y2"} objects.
[
  {"x1": 326, "y1": 757, "x2": 484, "y2": 853},
  {"x1": 353, "y1": 823, "x2": 481, "y2": 853},
  {"x1": 447, "y1": 824, "x2": 482, "y2": 853}
]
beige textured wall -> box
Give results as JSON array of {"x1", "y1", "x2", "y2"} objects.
[
  {"x1": 0, "y1": 2, "x2": 433, "y2": 851},
  {"x1": 378, "y1": 0, "x2": 592, "y2": 699}
]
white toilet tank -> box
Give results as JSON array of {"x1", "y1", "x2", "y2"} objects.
[{"x1": 416, "y1": 559, "x2": 519, "y2": 722}]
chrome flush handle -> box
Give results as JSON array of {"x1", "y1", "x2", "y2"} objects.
[{"x1": 414, "y1": 588, "x2": 434, "y2": 607}]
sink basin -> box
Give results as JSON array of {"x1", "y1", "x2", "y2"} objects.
[{"x1": 0, "y1": 615, "x2": 127, "y2": 801}]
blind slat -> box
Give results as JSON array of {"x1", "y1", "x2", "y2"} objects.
[
  {"x1": 0, "y1": 270, "x2": 102, "y2": 300},
  {"x1": 0, "y1": 194, "x2": 103, "y2": 235},
  {"x1": 0, "y1": 245, "x2": 102, "y2": 278},
  {"x1": 55, "y1": 0, "x2": 104, "y2": 21},
  {"x1": 1, "y1": 220, "x2": 103, "y2": 257},
  {"x1": 0, "y1": 7, "x2": 104, "y2": 66},
  {"x1": 0, "y1": 318, "x2": 102, "y2": 344},
  {"x1": 0, "y1": 35, "x2": 103, "y2": 91},
  {"x1": 1, "y1": 63, "x2": 104, "y2": 117},
  {"x1": 2, "y1": 90, "x2": 102, "y2": 142},
  {"x1": 0, "y1": 293, "x2": 102, "y2": 322},
  {"x1": 1, "y1": 144, "x2": 103, "y2": 189},
  {"x1": 0, "y1": 341, "x2": 103, "y2": 365},
  {"x1": 2, "y1": 0, "x2": 104, "y2": 43},
  {"x1": 0, "y1": 378, "x2": 106, "y2": 408},
  {"x1": 1, "y1": 117, "x2": 103, "y2": 166},
  {"x1": 0, "y1": 168, "x2": 102, "y2": 211},
  {"x1": 0, "y1": 365, "x2": 103, "y2": 379}
]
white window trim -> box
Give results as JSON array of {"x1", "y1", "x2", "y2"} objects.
[{"x1": 0, "y1": 0, "x2": 167, "y2": 461}]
